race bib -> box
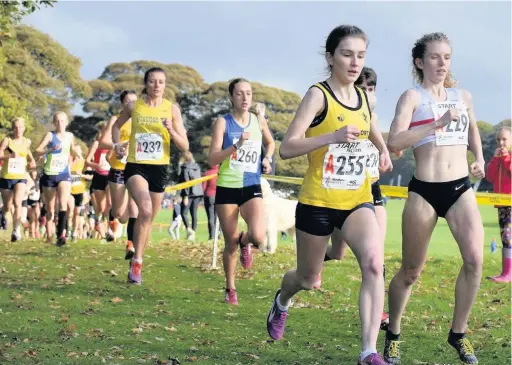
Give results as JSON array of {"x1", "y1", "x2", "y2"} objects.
[
  {"x1": 135, "y1": 133, "x2": 163, "y2": 162},
  {"x1": 366, "y1": 142, "x2": 380, "y2": 180},
  {"x1": 49, "y1": 155, "x2": 68, "y2": 172},
  {"x1": 433, "y1": 102, "x2": 469, "y2": 146},
  {"x1": 99, "y1": 153, "x2": 110, "y2": 171},
  {"x1": 71, "y1": 174, "x2": 82, "y2": 186},
  {"x1": 322, "y1": 141, "x2": 369, "y2": 190},
  {"x1": 7, "y1": 157, "x2": 26, "y2": 175},
  {"x1": 230, "y1": 138, "x2": 261, "y2": 173}
]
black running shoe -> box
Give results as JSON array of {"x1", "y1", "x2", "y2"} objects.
[
  {"x1": 383, "y1": 337, "x2": 401, "y2": 364},
  {"x1": 448, "y1": 335, "x2": 478, "y2": 364}
]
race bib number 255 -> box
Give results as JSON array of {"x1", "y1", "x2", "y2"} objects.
[{"x1": 322, "y1": 141, "x2": 369, "y2": 190}]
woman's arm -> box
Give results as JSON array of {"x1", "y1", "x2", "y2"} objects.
[
  {"x1": 169, "y1": 104, "x2": 189, "y2": 152},
  {"x1": 99, "y1": 115, "x2": 117, "y2": 150},
  {"x1": 279, "y1": 87, "x2": 360, "y2": 160},
  {"x1": 208, "y1": 117, "x2": 236, "y2": 167},
  {"x1": 85, "y1": 141, "x2": 100, "y2": 170},
  {"x1": 0, "y1": 137, "x2": 10, "y2": 161},
  {"x1": 33, "y1": 132, "x2": 53, "y2": 159}
]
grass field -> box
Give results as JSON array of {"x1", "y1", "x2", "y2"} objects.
[{"x1": 0, "y1": 199, "x2": 510, "y2": 365}]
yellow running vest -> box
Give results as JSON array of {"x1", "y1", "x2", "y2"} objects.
[
  {"x1": 1, "y1": 137, "x2": 29, "y2": 180},
  {"x1": 70, "y1": 158, "x2": 86, "y2": 195},
  {"x1": 127, "y1": 99, "x2": 172, "y2": 165},
  {"x1": 298, "y1": 82, "x2": 373, "y2": 210},
  {"x1": 109, "y1": 118, "x2": 132, "y2": 170}
]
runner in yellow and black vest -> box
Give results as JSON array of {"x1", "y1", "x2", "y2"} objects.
[
  {"x1": 265, "y1": 25, "x2": 393, "y2": 365},
  {"x1": 0, "y1": 117, "x2": 36, "y2": 242},
  {"x1": 112, "y1": 67, "x2": 189, "y2": 285},
  {"x1": 100, "y1": 90, "x2": 138, "y2": 259}
]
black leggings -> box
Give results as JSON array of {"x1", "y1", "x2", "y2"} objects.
[
  {"x1": 204, "y1": 196, "x2": 216, "y2": 240},
  {"x1": 181, "y1": 196, "x2": 201, "y2": 231}
]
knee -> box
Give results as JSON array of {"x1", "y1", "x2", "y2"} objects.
[
  {"x1": 248, "y1": 229, "x2": 266, "y2": 248},
  {"x1": 329, "y1": 250, "x2": 345, "y2": 261},
  {"x1": 402, "y1": 265, "x2": 423, "y2": 286},
  {"x1": 360, "y1": 253, "x2": 384, "y2": 279},
  {"x1": 298, "y1": 273, "x2": 319, "y2": 291},
  {"x1": 224, "y1": 236, "x2": 239, "y2": 254},
  {"x1": 463, "y1": 254, "x2": 483, "y2": 275},
  {"x1": 137, "y1": 203, "x2": 152, "y2": 222}
]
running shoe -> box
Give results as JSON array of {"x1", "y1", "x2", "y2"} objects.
[
  {"x1": 357, "y1": 353, "x2": 389, "y2": 365},
  {"x1": 383, "y1": 337, "x2": 401, "y2": 364},
  {"x1": 128, "y1": 260, "x2": 142, "y2": 285},
  {"x1": 125, "y1": 240, "x2": 135, "y2": 260},
  {"x1": 224, "y1": 288, "x2": 238, "y2": 305},
  {"x1": 448, "y1": 334, "x2": 478, "y2": 364},
  {"x1": 238, "y1": 232, "x2": 253, "y2": 269},
  {"x1": 266, "y1": 289, "x2": 288, "y2": 340}
]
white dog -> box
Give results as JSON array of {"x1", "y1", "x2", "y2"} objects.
[{"x1": 260, "y1": 178, "x2": 297, "y2": 253}]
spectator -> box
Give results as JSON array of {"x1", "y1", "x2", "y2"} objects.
[
  {"x1": 178, "y1": 151, "x2": 204, "y2": 240},
  {"x1": 167, "y1": 195, "x2": 182, "y2": 240},
  {"x1": 202, "y1": 164, "x2": 219, "y2": 240},
  {"x1": 485, "y1": 126, "x2": 512, "y2": 283}
]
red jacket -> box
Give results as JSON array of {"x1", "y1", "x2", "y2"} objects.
[
  {"x1": 486, "y1": 152, "x2": 512, "y2": 194},
  {"x1": 202, "y1": 165, "x2": 219, "y2": 197}
]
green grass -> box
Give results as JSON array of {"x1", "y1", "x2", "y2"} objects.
[{"x1": 0, "y1": 200, "x2": 509, "y2": 365}]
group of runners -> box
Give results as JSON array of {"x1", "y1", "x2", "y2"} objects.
[{"x1": 1, "y1": 23, "x2": 509, "y2": 365}]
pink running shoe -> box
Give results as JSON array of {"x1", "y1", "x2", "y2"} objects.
[
  {"x1": 357, "y1": 353, "x2": 389, "y2": 365},
  {"x1": 238, "y1": 232, "x2": 253, "y2": 269},
  {"x1": 266, "y1": 289, "x2": 289, "y2": 340},
  {"x1": 224, "y1": 288, "x2": 238, "y2": 305},
  {"x1": 128, "y1": 261, "x2": 142, "y2": 285}
]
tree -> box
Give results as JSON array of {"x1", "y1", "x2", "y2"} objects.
[
  {"x1": 83, "y1": 61, "x2": 208, "y2": 119},
  {"x1": 0, "y1": 1, "x2": 55, "y2": 35},
  {"x1": 0, "y1": 25, "x2": 91, "y2": 129},
  {"x1": 67, "y1": 115, "x2": 103, "y2": 146},
  {"x1": 0, "y1": 1, "x2": 56, "y2": 132}
]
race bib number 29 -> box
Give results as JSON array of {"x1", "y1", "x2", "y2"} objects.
[
  {"x1": 322, "y1": 141, "x2": 368, "y2": 190},
  {"x1": 135, "y1": 133, "x2": 163, "y2": 162},
  {"x1": 230, "y1": 138, "x2": 261, "y2": 173},
  {"x1": 433, "y1": 102, "x2": 469, "y2": 146}
]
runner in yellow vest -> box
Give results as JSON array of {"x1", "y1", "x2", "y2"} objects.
[
  {"x1": 0, "y1": 117, "x2": 36, "y2": 242},
  {"x1": 265, "y1": 25, "x2": 392, "y2": 365},
  {"x1": 113, "y1": 67, "x2": 189, "y2": 285},
  {"x1": 99, "y1": 90, "x2": 138, "y2": 259}
]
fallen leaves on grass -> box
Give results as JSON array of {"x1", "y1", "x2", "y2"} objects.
[
  {"x1": 57, "y1": 274, "x2": 75, "y2": 286},
  {"x1": 110, "y1": 297, "x2": 124, "y2": 303}
]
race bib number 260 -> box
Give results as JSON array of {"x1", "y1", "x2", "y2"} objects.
[
  {"x1": 433, "y1": 102, "x2": 469, "y2": 146},
  {"x1": 135, "y1": 133, "x2": 163, "y2": 162},
  {"x1": 230, "y1": 138, "x2": 261, "y2": 173},
  {"x1": 322, "y1": 141, "x2": 369, "y2": 190}
]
